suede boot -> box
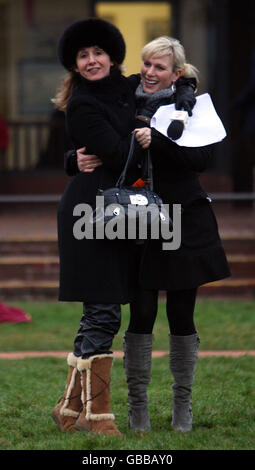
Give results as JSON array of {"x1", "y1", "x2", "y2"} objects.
[
  {"x1": 51, "y1": 352, "x2": 82, "y2": 431},
  {"x1": 74, "y1": 354, "x2": 122, "y2": 435},
  {"x1": 123, "y1": 331, "x2": 153, "y2": 431},
  {"x1": 169, "y1": 333, "x2": 200, "y2": 432}
]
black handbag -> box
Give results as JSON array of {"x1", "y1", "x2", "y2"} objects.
[{"x1": 91, "y1": 133, "x2": 172, "y2": 240}]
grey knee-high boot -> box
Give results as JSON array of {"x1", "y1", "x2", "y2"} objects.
[
  {"x1": 169, "y1": 333, "x2": 200, "y2": 432},
  {"x1": 123, "y1": 331, "x2": 153, "y2": 431}
]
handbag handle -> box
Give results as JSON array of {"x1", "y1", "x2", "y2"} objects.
[{"x1": 116, "y1": 132, "x2": 154, "y2": 190}]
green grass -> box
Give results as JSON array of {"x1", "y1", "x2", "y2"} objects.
[
  {"x1": 0, "y1": 299, "x2": 254, "y2": 351},
  {"x1": 0, "y1": 356, "x2": 254, "y2": 450},
  {"x1": 0, "y1": 299, "x2": 254, "y2": 451}
]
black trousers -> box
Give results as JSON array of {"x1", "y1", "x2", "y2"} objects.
[
  {"x1": 73, "y1": 303, "x2": 121, "y2": 359},
  {"x1": 128, "y1": 288, "x2": 197, "y2": 336},
  {"x1": 73, "y1": 288, "x2": 197, "y2": 359}
]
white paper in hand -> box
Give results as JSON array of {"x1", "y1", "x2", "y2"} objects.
[{"x1": 151, "y1": 93, "x2": 227, "y2": 147}]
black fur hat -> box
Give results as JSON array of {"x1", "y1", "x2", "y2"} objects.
[{"x1": 57, "y1": 18, "x2": 126, "y2": 70}]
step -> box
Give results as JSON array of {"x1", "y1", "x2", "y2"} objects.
[
  {"x1": 199, "y1": 278, "x2": 255, "y2": 297},
  {"x1": 220, "y1": 231, "x2": 255, "y2": 254},
  {"x1": 0, "y1": 171, "x2": 69, "y2": 195},
  {"x1": 0, "y1": 237, "x2": 58, "y2": 256},
  {"x1": 0, "y1": 280, "x2": 59, "y2": 300},
  {"x1": 0, "y1": 254, "x2": 253, "y2": 282},
  {"x1": 0, "y1": 232, "x2": 254, "y2": 254},
  {"x1": 0, "y1": 278, "x2": 255, "y2": 300},
  {"x1": 227, "y1": 254, "x2": 255, "y2": 277},
  {"x1": 0, "y1": 255, "x2": 59, "y2": 281},
  {"x1": 1, "y1": 249, "x2": 255, "y2": 281}
]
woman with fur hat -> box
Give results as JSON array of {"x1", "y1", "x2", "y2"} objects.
[
  {"x1": 51, "y1": 18, "x2": 198, "y2": 437},
  {"x1": 51, "y1": 17, "x2": 140, "y2": 437}
]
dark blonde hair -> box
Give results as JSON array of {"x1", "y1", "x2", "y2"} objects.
[
  {"x1": 142, "y1": 36, "x2": 199, "y2": 82},
  {"x1": 52, "y1": 71, "x2": 79, "y2": 111}
]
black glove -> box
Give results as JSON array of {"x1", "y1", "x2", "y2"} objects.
[
  {"x1": 137, "y1": 98, "x2": 163, "y2": 119},
  {"x1": 175, "y1": 76, "x2": 197, "y2": 116}
]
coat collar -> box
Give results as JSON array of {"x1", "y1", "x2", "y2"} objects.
[{"x1": 75, "y1": 67, "x2": 128, "y2": 101}]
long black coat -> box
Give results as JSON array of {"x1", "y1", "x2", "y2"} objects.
[
  {"x1": 58, "y1": 69, "x2": 230, "y2": 301},
  {"x1": 58, "y1": 69, "x2": 142, "y2": 303},
  {"x1": 138, "y1": 129, "x2": 231, "y2": 290}
]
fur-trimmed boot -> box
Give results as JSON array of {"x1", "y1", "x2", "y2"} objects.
[
  {"x1": 123, "y1": 331, "x2": 153, "y2": 431},
  {"x1": 51, "y1": 352, "x2": 82, "y2": 431},
  {"x1": 169, "y1": 333, "x2": 200, "y2": 432},
  {"x1": 74, "y1": 354, "x2": 122, "y2": 435}
]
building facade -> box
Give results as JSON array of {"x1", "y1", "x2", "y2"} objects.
[{"x1": 0, "y1": 0, "x2": 254, "y2": 193}]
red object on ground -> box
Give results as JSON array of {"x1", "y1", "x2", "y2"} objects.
[{"x1": 0, "y1": 302, "x2": 31, "y2": 323}]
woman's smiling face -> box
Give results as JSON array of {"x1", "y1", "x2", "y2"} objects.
[
  {"x1": 141, "y1": 53, "x2": 182, "y2": 93},
  {"x1": 75, "y1": 46, "x2": 113, "y2": 81}
]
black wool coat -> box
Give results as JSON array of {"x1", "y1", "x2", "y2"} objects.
[
  {"x1": 57, "y1": 69, "x2": 142, "y2": 303},
  {"x1": 138, "y1": 130, "x2": 231, "y2": 290}
]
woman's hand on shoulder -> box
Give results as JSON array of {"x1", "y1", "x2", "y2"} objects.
[
  {"x1": 133, "y1": 128, "x2": 151, "y2": 149},
  {"x1": 77, "y1": 147, "x2": 103, "y2": 173}
]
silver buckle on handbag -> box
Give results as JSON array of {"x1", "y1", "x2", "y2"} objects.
[
  {"x1": 113, "y1": 207, "x2": 121, "y2": 216},
  {"x1": 129, "y1": 194, "x2": 148, "y2": 205}
]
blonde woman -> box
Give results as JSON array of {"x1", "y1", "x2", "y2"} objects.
[
  {"x1": 125, "y1": 36, "x2": 230, "y2": 433},
  {"x1": 76, "y1": 36, "x2": 230, "y2": 433}
]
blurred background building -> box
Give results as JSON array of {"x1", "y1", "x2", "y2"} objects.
[{"x1": 0, "y1": 0, "x2": 254, "y2": 196}]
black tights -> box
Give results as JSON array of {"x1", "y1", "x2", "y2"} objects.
[{"x1": 128, "y1": 288, "x2": 197, "y2": 336}]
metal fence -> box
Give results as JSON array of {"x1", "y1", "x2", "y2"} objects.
[{"x1": 4, "y1": 121, "x2": 50, "y2": 170}]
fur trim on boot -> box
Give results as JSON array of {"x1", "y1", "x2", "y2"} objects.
[
  {"x1": 74, "y1": 354, "x2": 122, "y2": 435},
  {"x1": 169, "y1": 333, "x2": 200, "y2": 432},
  {"x1": 51, "y1": 352, "x2": 82, "y2": 431}
]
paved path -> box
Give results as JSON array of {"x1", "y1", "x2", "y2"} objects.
[{"x1": 0, "y1": 350, "x2": 255, "y2": 359}]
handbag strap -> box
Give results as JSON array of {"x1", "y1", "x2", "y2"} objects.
[
  {"x1": 143, "y1": 147, "x2": 154, "y2": 191},
  {"x1": 116, "y1": 132, "x2": 154, "y2": 191}
]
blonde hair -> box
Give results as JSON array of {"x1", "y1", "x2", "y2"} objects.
[
  {"x1": 141, "y1": 36, "x2": 199, "y2": 82},
  {"x1": 52, "y1": 71, "x2": 79, "y2": 111}
]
